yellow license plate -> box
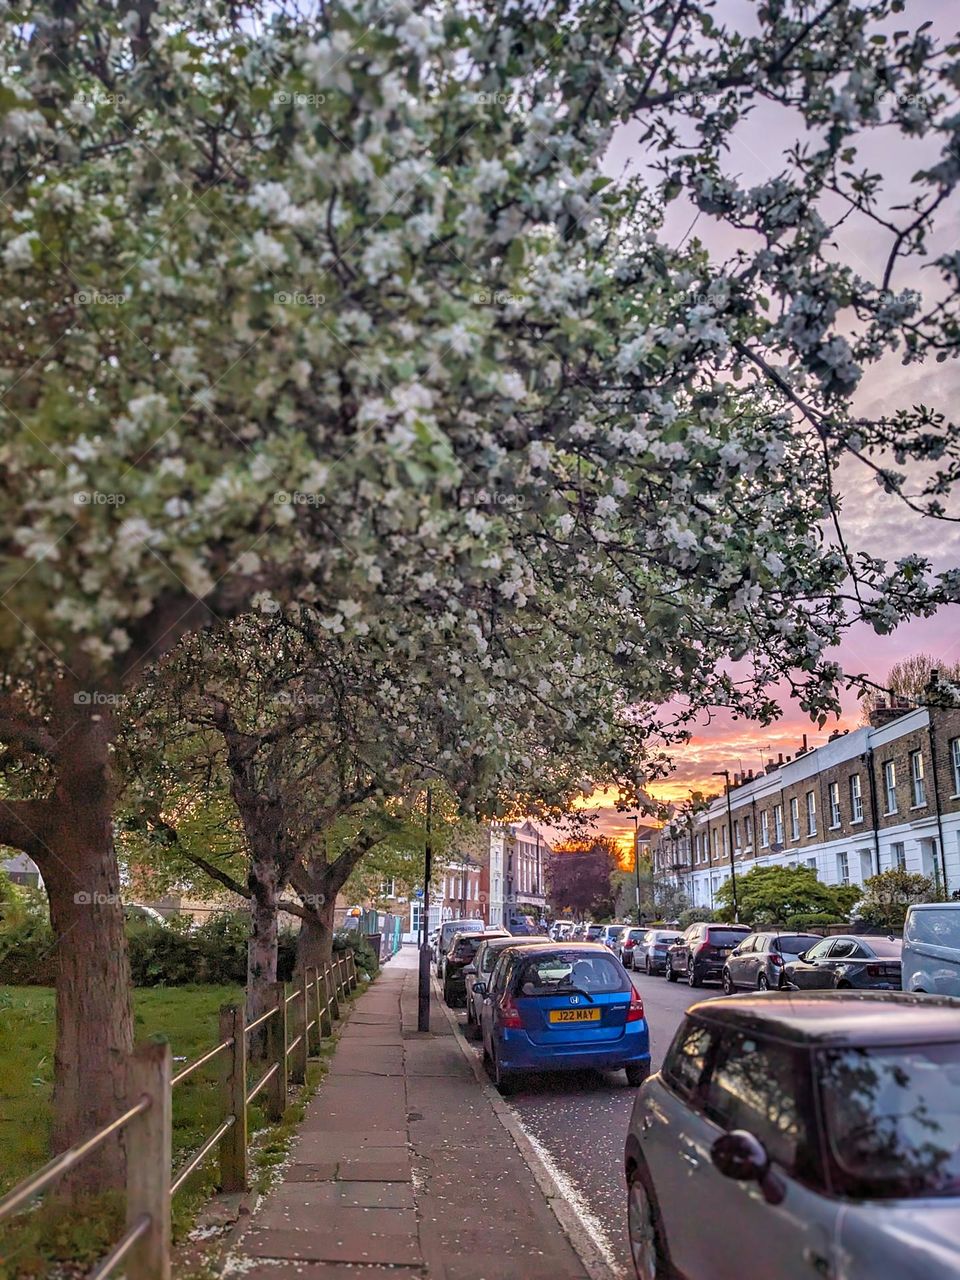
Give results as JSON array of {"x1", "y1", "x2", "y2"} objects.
[{"x1": 549, "y1": 1008, "x2": 601, "y2": 1023}]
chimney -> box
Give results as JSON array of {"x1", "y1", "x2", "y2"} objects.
[
  {"x1": 766, "y1": 758, "x2": 777, "y2": 772},
  {"x1": 869, "y1": 703, "x2": 906, "y2": 729},
  {"x1": 778, "y1": 752, "x2": 784, "y2": 765},
  {"x1": 802, "y1": 733, "x2": 808, "y2": 751}
]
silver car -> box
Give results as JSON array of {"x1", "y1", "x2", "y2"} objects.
[
  {"x1": 635, "y1": 928, "x2": 682, "y2": 975},
  {"x1": 624, "y1": 991, "x2": 960, "y2": 1280},
  {"x1": 903, "y1": 902, "x2": 960, "y2": 996},
  {"x1": 721, "y1": 931, "x2": 821, "y2": 993}
]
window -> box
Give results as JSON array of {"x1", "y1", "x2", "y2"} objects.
[
  {"x1": 733, "y1": 818, "x2": 741, "y2": 849},
  {"x1": 891, "y1": 841, "x2": 906, "y2": 871},
  {"x1": 789, "y1": 797, "x2": 800, "y2": 841},
  {"x1": 883, "y1": 761, "x2": 897, "y2": 814},
  {"x1": 806, "y1": 857, "x2": 817, "y2": 872},
  {"x1": 712, "y1": 829, "x2": 719, "y2": 858},
  {"x1": 702, "y1": 1033, "x2": 810, "y2": 1175},
  {"x1": 819, "y1": 1042, "x2": 960, "y2": 1200},
  {"x1": 829, "y1": 937, "x2": 865, "y2": 960},
  {"x1": 721, "y1": 825, "x2": 728, "y2": 854},
  {"x1": 744, "y1": 813, "x2": 753, "y2": 847},
  {"x1": 850, "y1": 773, "x2": 863, "y2": 821},
  {"x1": 774, "y1": 804, "x2": 784, "y2": 844},
  {"x1": 836, "y1": 850, "x2": 850, "y2": 885},
  {"x1": 760, "y1": 810, "x2": 769, "y2": 847},
  {"x1": 804, "y1": 938, "x2": 835, "y2": 962},
  {"x1": 829, "y1": 781, "x2": 841, "y2": 828},
  {"x1": 952, "y1": 738, "x2": 960, "y2": 796},
  {"x1": 806, "y1": 790, "x2": 817, "y2": 836},
  {"x1": 663, "y1": 1020, "x2": 713, "y2": 1102},
  {"x1": 911, "y1": 750, "x2": 926, "y2": 807}
]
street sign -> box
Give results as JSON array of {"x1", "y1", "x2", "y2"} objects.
[{"x1": 414, "y1": 887, "x2": 424, "y2": 899}]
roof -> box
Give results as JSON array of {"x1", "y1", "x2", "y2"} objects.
[
  {"x1": 482, "y1": 934, "x2": 550, "y2": 951},
  {"x1": 496, "y1": 941, "x2": 615, "y2": 957},
  {"x1": 688, "y1": 991, "x2": 960, "y2": 1046}
]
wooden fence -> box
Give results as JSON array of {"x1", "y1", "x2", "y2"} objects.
[{"x1": 0, "y1": 953, "x2": 358, "y2": 1280}]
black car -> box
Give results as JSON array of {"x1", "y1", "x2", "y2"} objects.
[
  {"x1": 666, "y1": 922, "x2": 752, "y2": 987},
  {"x1": 442, "y1": 930, "x2": 509, "y2": 1007},
  {"x1": 782, "y1": 934, "x2": 903, "y2": 991},
  {"x1": 464, "y1": 934, "x2": 549, "y2": 1035}
]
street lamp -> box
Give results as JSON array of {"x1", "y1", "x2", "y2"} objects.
[
  {"x1": 628, "y1": 816, "x2": 642, "y2": 927},
  {"x1": 712, "y1": 770, "x2": 739, "y2": 922},
  {"x1": 417, "y1": 787, "x2": 433, "y2": 1033}
]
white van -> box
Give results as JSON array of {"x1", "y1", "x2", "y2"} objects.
[{"x1": 902, "y1": 902, "x2": 960, "y2": 996}]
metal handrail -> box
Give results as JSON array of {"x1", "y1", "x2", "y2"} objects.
[
  {"x1": 170, "y1": 1116, "x2": 236, "y2": 1197},
  {"x1": 0, "y1": 1095, "x2": 150, "y2": 1223},
  {"x1": 171, "y1": 1037, "x2": 234, "y2": 1088},
  {"x1": 87, "y1": 1213, "x2": 152, "y2": 1279},
  {"x1": 245, "y1": 1061, "x2": 279, "y2": 1106},
  {"x1": 245, "y1": 1005, "x2": 278, "y2": 1035},
  {"x1": 285, "y1": 1033, "x2": 303, "y2": 1059}
]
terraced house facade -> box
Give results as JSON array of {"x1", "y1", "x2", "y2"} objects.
[{"x1": 655, "y1": 704, "x2": 960, "y2": 909}]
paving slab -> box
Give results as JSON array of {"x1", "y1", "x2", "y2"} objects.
[{"x1": 229, "y1": 947, "x2": 588, "y2": 1280}]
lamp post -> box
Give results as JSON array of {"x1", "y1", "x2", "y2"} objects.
[
  {"x1": 628, "y1": 816, "x2": 642, "y2": 926},
  {"x1": 712, "y1": 770, "x2": 738, "y2": 922},
  {"x1": 417, "y1": 787, "x2": 433, "y2": 1033}
]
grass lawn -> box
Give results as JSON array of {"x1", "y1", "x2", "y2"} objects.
[{"x1": 0, "y1": 983, "x2": 272, "y2": 1278}]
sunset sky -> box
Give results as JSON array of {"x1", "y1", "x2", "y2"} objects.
[{"x1": 573, "y1": 9, "x2": 960, "y2": 855}]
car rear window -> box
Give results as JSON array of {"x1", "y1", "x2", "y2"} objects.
[
  {"x1": 706, "y1": 927, "x2": 751, "y2": 944},
  {"x1": 905, "y1": 908, "x2": 960, "y2": 946},
  {"x1": 864, "y1": 937, "x2": 903, "y2": 958},
  {"x1": 453, "y1": 937, "x2": 480, "y2": 960},
  {"x1": 819, "y1": 1043, "x2": 960, "y2": 1199},
  {"x1": 513, "y1": 951, "x2": 629, "y2": 996},
  {"x1": 774, "y1": 935, "x2": 821, "y2": 954}
]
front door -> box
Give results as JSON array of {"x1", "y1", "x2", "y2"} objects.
[{"x1": 678, "y1": 1029, "x2": 836, "y2": 1280}]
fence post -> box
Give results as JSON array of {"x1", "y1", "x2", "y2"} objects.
[
  {"x1": 266, "y1": 982, "x2": 288, "y2": 1122},
  {"x1": 348, "y1": 953, "x2": 357, "y2": 989},
  {"x1": 319, "y1": 963, "x2": 334, "y2": 1034},
  {"x1": 125, "y1": 1041, "x2": 172, "y2": 1280},
  {"x1": 326, "y1": 960, "x2": 340, "y2": 1023},
  {"x1": 218, "y1": 1004, "x2": 247, "y2": 1193},
  {"x1": 290, "y1": 980, "x2": 308, "y2": 1086},
  {"x1": 304, "y1": 966, "x2": 317, "y2": 1055}
]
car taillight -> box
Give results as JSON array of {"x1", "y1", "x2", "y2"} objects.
[
  {"x1": 624, "y1": 939, "x2": 636, "y2": 948},
  {"x1": 865, "y1": 964, "x2": 881, "y2": 977},
  {"x1": 695, "y1": 941, "x2": 710, "y2": 955},
  {"x1": 770, "y1": 953, "x2": 783, "y2": 966},
  {"x1": 500, "y1": 994, "x2": 522, "y2": 1028},
  {"x1": 626, "y1": 988, "x2": 645, "y2": 1022}
]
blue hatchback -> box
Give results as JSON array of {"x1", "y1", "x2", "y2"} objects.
[{"x1": 477, "y1": 942, "x2": 651, "y2": 1094}]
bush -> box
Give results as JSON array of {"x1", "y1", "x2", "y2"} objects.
[
  {"x1": 333, "y1": 928, "x2": 378, "y2": 977},
  {"x1": 783, "y1": 913, "x2": 847, "y2": 931},
  {"x1": 0, "y1": 876, "x2": 56, "y2": 985},
  {"x1": 678, "y1": 907, "x2": 716, "y2": 927},
  {"x1": 127, "y1": 912, "x2": 299, "y2": 987},
  {"x1": 857, "y1": 869, "x2": 934, "y2": 932}
]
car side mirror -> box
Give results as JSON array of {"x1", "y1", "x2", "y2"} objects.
[
  {"x1": 711, "y1": 1131, "x2": 785, "y2": 1206},
  {"x1": 463, "y1": 965, "x2": 476, "y2": 976},
  {"x1": 472, "y1": 981, "x2": 487, "y2": 997},
  {"x1": 796, "y1": 952, "x2": 807, "y2": 962}
]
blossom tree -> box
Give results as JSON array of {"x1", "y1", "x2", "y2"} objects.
[{"x1": 1, "y1": 0, "x2": 958, "y2": 1187}]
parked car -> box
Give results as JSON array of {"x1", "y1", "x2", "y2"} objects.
[
  {"x1": 442, "y1": 929, "x2": 509, "y2": 1007},
  {"x1": 464, "y1": 934, "x2": 549, "y2": 1035},
  {"x1": 617, "y1": 927, "x2": 647, "y2": 968},
  {"x1": 584, "y1": 923, "x2": 605, "y2": 943},
  {"x1": 476, "y1": 942, "x2": 650, "y2": 1094},
  {"x1": 634, "y1": 928, "x2": 683, "y2": 974},
  {"x1": 722, "y1": 931, "x2": 822, "y2": 993},
  {"x1": 435, "y1": 918, "x2": 486, "y2": 978},
  {"x1": 624, "y1": 990, "x2": 960, "y2": 1280},
  {"x1": 782, "y1": 934, "x2": 902, "y2": 991},
  {"x1": 666, "y1": 923, "x2": 751, "y2": 987},
  {"x1": 903, "y1": 902, "x2": 960, "y2": 996},
  {"x1": 550, "y1": 921, "x2": 574, "y2": 941},
  {"x1": 571, "y1": 922, "x2": 587, "y2": 940},
  {"x1": 602, "y1": 924, "x2": 628, "y2": 951}
]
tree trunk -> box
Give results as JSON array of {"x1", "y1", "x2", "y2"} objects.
[
  {"x1": 247, "y1": 854, "x2": 280, "y2": 1026},
  {"x1": 39, "y1": 688, "x2": 134, "y2": 1197},
  {"x1": 294, "y1": 895, "x2": 336, "y2": 973}
]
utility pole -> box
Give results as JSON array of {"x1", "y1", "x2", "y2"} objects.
[
  {"x1": 629, "y1": 816, "x2": 642, "y2": 926},
  {"x1": 712, "y1": 770, "x2": 738, "y2": 922},
  {"x1": 417, "y1": 787, "x2": 433, "y2": 1033}
]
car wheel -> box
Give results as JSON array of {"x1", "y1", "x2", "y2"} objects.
[
  {"x1": 758, "y1": 973, "x2": 769, "y2": 991},
  {"x1": 687, "y1": 959, "x2": 701, "y2": 988},
  {"x1": 666, "y1": 961, "x2": 678, "y2": 983},
  {"x1": 722, "y1": 970, "x2": 735, "y2": 995},
  {"x1": 625, "y1": 1063, "x2": 649, "y2": 1087},
  {"x1": 627, "y1": 1165, "x2": 668, "y2": 1280}
]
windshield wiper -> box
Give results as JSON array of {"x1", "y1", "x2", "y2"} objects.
[{"x1": 552, "y1": 985, "x2": 595, "y2": 1003}]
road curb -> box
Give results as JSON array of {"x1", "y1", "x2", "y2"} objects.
[{"x1": 433, "y1": 976, "x2": 623, "y2": 1280}]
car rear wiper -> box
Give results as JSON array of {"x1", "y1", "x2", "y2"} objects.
[{"x1": 551, "y1": 985, "x2": 595, "y2": 1003}]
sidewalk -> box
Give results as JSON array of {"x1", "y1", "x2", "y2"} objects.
[{"x1": 228, "y1": 945, "x2": 590, "y2": 1280}]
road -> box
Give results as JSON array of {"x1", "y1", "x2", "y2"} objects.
[{"x1": 454, "y1": 965, "x2": 721, "y2": 1278}]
